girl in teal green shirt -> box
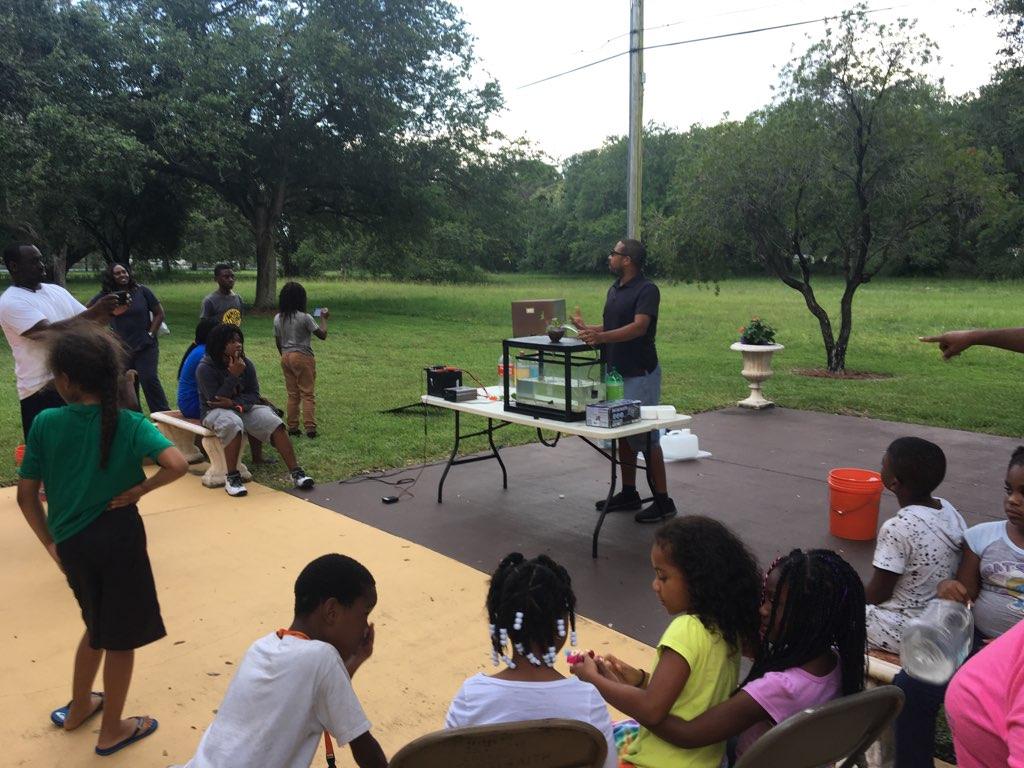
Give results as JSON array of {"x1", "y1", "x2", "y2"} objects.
[{"x1": 17, "y1": 323, "x2": 187, "y2": 757}]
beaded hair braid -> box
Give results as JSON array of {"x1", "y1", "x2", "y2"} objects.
[{"x1": 486, "y1": 553, "x2": 577, "y2": 667}]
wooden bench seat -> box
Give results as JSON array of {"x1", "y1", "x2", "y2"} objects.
[{"x1": 151, "y1": 410, "x2": 251, "y2": 488}]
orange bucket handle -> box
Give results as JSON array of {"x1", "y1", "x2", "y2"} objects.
[{"x1": 833, "y1": 496, "x2": 880, "y2": 517}]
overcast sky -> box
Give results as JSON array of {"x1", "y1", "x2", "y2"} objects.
[{"x1": 456, "y1": 1, "x2": 1004, "y2": 161}]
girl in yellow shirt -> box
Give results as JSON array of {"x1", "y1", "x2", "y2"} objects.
[{"x1": 571, "y1": 516, "x2": 761, "y2": 768}]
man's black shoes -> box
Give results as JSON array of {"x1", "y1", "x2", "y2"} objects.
[
  {"x1": 594, "y1": 488, "x2": 642, "y2": 512},
  {"x1": 635, "y1": 497, "x2": 678, "y2": 524}
]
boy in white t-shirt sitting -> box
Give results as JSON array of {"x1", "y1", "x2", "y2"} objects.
[
  {"x1": 179, "y1": 554, "x2": 386, "y2": 768},
  {"x1": 864, "y1": 437, "x2": 967, "y2": 653}
]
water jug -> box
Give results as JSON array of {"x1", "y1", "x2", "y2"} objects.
[
  {"x1": 661, "y1": 429, "x2": 699, "y2": 461},
  {"x1": 900, "y1": 599, "x2": 974, "y2": 685},
  {"x1": 605, "y1": 368, "x2": 624, "y2": 401}
]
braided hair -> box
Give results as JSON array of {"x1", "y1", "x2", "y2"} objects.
[
  {"x1": 744, "y1": 549, "x2": 866, "y2": 696},
  {"x1": 486, "y1": 553, "x2": 577, "y2": 667},
  {"x1": 653, "y1": 517, "x2": 761, "y2": 652},
  {"x1": 47, "y1": 322, "x2": 127, "y2": 469}
]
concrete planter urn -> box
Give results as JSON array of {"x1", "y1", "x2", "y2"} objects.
[{"x1": 729, "y1": 342, "x2": 784, "y2": 409}]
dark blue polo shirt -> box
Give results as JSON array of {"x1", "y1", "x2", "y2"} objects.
[{"x1": 602, "y1": 274, "x2": 660, "y2": 377}]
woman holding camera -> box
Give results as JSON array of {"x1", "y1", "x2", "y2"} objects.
[{"x1": 88, "y1": 262, "x2": 170, "y2": 413}]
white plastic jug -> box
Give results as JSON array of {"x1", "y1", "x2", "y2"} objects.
[
  {"x1": 661, "y1": 429, "x2": 699, "y2": 461},
  {"x1": 900, "y1": 599, "x2": 974, "y2": 685}
]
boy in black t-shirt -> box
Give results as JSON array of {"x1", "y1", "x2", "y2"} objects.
[{"x1": 573, "y1": 239, "x2": 677, "y2": 523}]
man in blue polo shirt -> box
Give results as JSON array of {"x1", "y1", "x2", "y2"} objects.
[{"x1": 573, "y1": 238, "x2": 676, "y2": 523}]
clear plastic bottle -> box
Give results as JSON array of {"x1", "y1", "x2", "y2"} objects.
[
  {"x1": 605, "y1": 367, "x2": 624, "y2": 402},
  {"x1": 497, "y1": 354, "x2": 507, "y2": 378},
  {"x1": 900, "y1": 599, "x2": 974, "y2": 684}
]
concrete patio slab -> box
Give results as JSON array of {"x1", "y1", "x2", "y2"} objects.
[
  {"x1": 1, "y1": 477, "x2": 649, "y2": 767},
  {"x1": 302, "y1": 406, "x2": 1020, "y2": 647}
]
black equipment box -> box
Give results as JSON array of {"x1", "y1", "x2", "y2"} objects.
[
  {"x1": 425, "y1": 366, "x2": 462, "y2": 397},
  {"x1": 444, "y1": 386, "x2": 477, "y2": 402}
]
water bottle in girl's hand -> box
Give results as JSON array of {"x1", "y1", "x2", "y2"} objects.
[{"x1": 900, "y1": 599, "x2": 974, "y2": 684}]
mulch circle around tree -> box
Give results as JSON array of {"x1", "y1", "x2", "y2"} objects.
[{"x1": 793, "y1": 368, "x2": 893, "y2": 380}]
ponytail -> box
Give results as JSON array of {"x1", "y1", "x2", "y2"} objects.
[
  {"x1": 98, "y1": 382, "x2": 119, "y2": 469},
  {"x1": 46, "y1": 321, "x2": 127, "y2": 470}
]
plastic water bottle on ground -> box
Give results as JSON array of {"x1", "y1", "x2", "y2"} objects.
[{"x1": 900, "y1": 599, "x2": 974, "y2": 685}]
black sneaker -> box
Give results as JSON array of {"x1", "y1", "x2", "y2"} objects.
[
  {"x1": 287, "y1": 428, "x2": 301, "y2": 437},
  {"x1": 291, "y1": 467, "x2": 314, "y2": 490},
  {"x1": 635, "y1": 497, "x2": 678, "y2": 524},
  {"x1": 594, "y1": 488, "x2": 642, "y2": 512},
  {"x1": 224, "y1": 471, "x2": 248, "y2": 497},
  {"x1": 306, "y1": 430, "x2": 317, "y2": 439}
]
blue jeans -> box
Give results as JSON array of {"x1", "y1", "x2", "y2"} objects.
[{"x1": 893, "y1": 630, "x2": 985, "y2": 768}]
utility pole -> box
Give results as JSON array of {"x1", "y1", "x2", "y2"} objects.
[{"x1": 626, "y1": 0, "x2": 644, "y2": 239}]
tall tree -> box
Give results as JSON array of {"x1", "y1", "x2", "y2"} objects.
[{"x1": 118, "y1": 0, "x2": 499, "y2": 307}]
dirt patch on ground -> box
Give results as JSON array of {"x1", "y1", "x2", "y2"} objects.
[{"x1": 793, "y1": 368, "x2": 893, "y2": 380}]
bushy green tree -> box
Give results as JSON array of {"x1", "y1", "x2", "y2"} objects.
[{"x1": 112, "y1": 0, "x2": 500, "y2": 305}]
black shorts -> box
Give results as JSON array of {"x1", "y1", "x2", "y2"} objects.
[
  {"x1": 20, "y1": 386, "x2": 65, "y2": 440},
  {"x1": 56, "y1": 505, "x2": 166, "y2": 651}
]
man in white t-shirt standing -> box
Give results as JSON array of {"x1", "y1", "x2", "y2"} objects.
[{"x1": 0, "y1": 243, "x2": 117, "y2": 438}]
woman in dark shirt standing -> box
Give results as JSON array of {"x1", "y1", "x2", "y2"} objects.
[{"x1": 89, "y1": 262, "x2": 170, "y2": 413}]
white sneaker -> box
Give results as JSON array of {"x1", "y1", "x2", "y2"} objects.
[
  {"x1": 291, "y1": 467, "x2": 314, "y2": 490},
  {"x1": 225, "y1": 472, "x2": 248, "y2": 497}
]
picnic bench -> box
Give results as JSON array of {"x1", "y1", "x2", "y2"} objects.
[{"x1": 151, "y1": 410, "x2": 251, "y2": 488}]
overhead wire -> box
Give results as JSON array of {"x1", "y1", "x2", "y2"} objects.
[{"x1": 518, "y1": 4, "x2": 902, "y2": 89}]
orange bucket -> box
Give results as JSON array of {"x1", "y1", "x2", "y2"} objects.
[
  {"x1": 828, "y1": 468, "x2": 884, "y2": 540},
  {"x1": 14, "y1": 444, "x2": 25, "y2": 467}
]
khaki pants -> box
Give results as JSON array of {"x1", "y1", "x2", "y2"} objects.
[{"x1": 280, "y1": 351, "x2": 316, "y2": 431}]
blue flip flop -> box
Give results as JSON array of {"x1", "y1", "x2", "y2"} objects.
[
  {"x1": 95, "y1": 716, "x2": 158, "y2": 756},
  {"x1": 50, "y1": 692, "x2": 104, "y2": 727}
]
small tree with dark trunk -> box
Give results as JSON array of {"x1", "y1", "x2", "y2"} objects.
[{"x1": 663, "y1": 8, "x2": 991, "y2": 373}]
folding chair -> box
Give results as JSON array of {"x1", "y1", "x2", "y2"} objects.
[
  {"x1": 734, "y1": 685, "x2": 905, "y2": 768},
  {"x1": 389, "y1": 718, "x2": 608, "y2": 768}
]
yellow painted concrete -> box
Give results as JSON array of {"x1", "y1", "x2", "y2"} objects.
[{"x1": 1, "y1": 478, "x2": 652, "y2": 767}]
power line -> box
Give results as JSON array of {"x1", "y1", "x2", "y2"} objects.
[{"x1": 518, "y1": 6, "x2": 898, "y2": 90}]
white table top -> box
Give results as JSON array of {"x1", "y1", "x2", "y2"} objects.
[{"x1": 421, "y1": 387, "x2": 691, "y2": 440}]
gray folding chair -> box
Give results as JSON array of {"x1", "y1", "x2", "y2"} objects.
[
  {"x1": 389, "y1": 718, "x2": 608, "y2": 768},
  {"x1": 734, "y1": 685, "x2": 905, "y2": 768}
]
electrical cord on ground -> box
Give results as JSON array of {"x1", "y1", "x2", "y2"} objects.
[{"x1": 338, "y1": 368, "x2": 431, "y2": 501}]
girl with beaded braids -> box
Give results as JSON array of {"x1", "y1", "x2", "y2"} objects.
[
  {"x1": 444, "y1": 552, "x2": 617, "y2": 768},
  {"x1": 571, "y1": 516, "x2": 761, "y2": 768},
  {"x1": 17, "y1": 322, "x2": 188, "y2": 756},
  {"x1": 642, "y1": 549, "x2": 866, "y2": 762}
]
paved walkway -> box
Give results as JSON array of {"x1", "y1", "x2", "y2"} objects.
[{"x1": 303, "y1": 406, "x2": 1019, "y2": 647}]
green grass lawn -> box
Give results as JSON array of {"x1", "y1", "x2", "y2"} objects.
[{"x1": 1, "y1": 273, "x2": 1022, "y2": 490}]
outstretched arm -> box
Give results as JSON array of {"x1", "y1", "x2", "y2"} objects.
[
  {"x1": 650, "y1": 690, "x2": 767, "y2": 748},
  {"x1": 921, "y1": 328, "x2": 1024, "y2": 359}
]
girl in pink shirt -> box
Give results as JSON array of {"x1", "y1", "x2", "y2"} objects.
[
  {"x1": 945, "y1": 618, "x2": 1024, "y2": 768},
  {"x1": 645, "y1": 549, "x2": 867, "y2": 761}
]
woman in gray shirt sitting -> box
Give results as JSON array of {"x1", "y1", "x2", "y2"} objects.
[{"x1": 274, "y1": 282, "x2": 328, "y2": 438}]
